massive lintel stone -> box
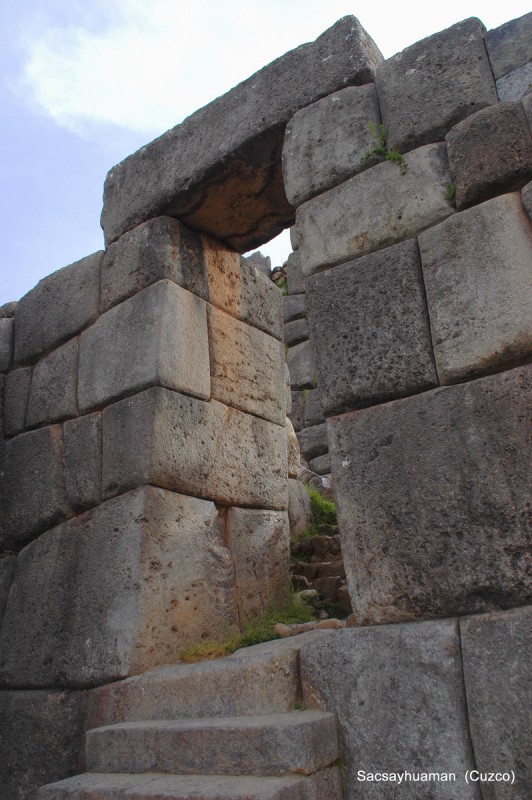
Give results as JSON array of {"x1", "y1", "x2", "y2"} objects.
[
  {"x1": 0, "y1": 487, "x2": 239, "y2": 687},
  {"x1": 102, "y1": 387, "x2": 287, "y2": 509},
  {"x1": 418, "y1": 193, "x2": 532, "y2": 384},
  {"x1": 376, "y1": 18, "x2": 497, "y2": 154},
  {"x1": 306, "y1": 240, "x2": 437, "y2": 415},
  {"x1": 328, "y1": 367, "x2": 531, "y2": 625},
  {"x1": 79, "y1": 280, "x2": 210, "y2": 412},
  {"x1": 485, "y1": 12, "x2": 532, "y2": 79},
  {"x1": 461, "y1": 607, "x2": 532, "y2": 800},
  {"x1": 101, "y1": 17, "x2": 383, "y2": 249},
  {"x1": 300, "y1": 623, "x2": 480, "y2": 800},
  {"x1": 297, "y1": 143, "x2": 453, "y2": 275}
]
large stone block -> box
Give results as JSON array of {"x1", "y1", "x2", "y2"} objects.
[
  {"x1": 376, "y1": 18, "x2": 497, "y2": 153},
  {"x1": 300, "y1": 623, "x2": 480, "y2": 799},
  {"x1": 0, "y1": 426, "x2": 71, "y2": 550},
  {"x1": 0, "y1": 554, "x2": 16, "y2": 622},
  {"x1": 497, "y1": 62, "x2": 532, "y2": 102},
  {"x1": 79, "y1": 280, "x2": 210, "y2": 412},
  {"x1": 100, "y1": 215, "x2": 209, "y2": 312},
  {"x1": 286, "y1": 250, "x2": 305, "y2": 295},
  {"x1": 0, "y1": 487, "x2": 239, "y2": 687},
  {"x1": 245, "y1": 251, "x2": 271, "y2": 278},
  {"x1": 485, "y1": 12, "x2": 532, "y2": 79},
  {"x1": 328, "y1": 367, "x2": 531, "y2": 625},
  {"x1": 283, "y1": 85, "x2": 381, "y2": 207},
  {"x1": 102, "y1": 387, "x2": 287, "y2": 510},
  {"x1": 302, "y1": 389, "x2": 325, "y2": 429},
  {"x1": 286, "y1": 340, "x2": 315, "y2": 390},
  {"x1": 286, "y1": 417, "x2": 300, "y2": 479},
  {"x1": 306, "y1": 240, "x2": 437, "y2": 415},
  {"x1": 523, "y1": 179, "x2": 532, "y2": 218},
  {"x1": 0, "y1": 689, "x2": 86, "y2": 800},
  {"x1": 447, "y1": 102, "x2": 532, "y2": 210},
  {"x1": 63, "y1": 413, "x2": 102, "y2": 512},
  {"x1": 0, "y1": 301, "x2": 17, "y2": 318},
  {"x1": 283, "y1": 294, "x2": 306, "y2": 323},
  {"x1": 101, "y1": 17, "x2": 382, "y2": 250},
  {"x1": 418, "y1": 193, "x2": 532, "y2": 384},
  {"x1": 0, "y1": 318, "x2": 13, "y2": 372},
  {"x1": 208, "y1": 306, "x2": 285, "y2": 425},
  {"x1": 284, "y1": 318, "x2": 309, "y2": 348},
  {"x1": 288, "y1": 479, "x2": 312, "y2": 539},
  {"x1": 226, "y1": 508, "x2": 290, "y2": 624},
  {"x1": 297, "y1": 143, "x2": 453, "y2": 275},
  {"x1": 3, "y1": 367, "x2": 31, "y2": 437},
  {"x1": 461, "y1": 607, "x2": 531, "y2": 800},
  {"x1": 297, "y1": 423, "x2": 328, "y2": 462},
  {"x1": 26, "y1": 338, "x2": 79, "y2": 427},
  {"x1": 14, "y1": 252, "x2": 102, "y2": 366}
]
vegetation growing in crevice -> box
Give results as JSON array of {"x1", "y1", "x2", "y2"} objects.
[
  {"x1": 444, "y1": 182, "x2": 456, "y2": 207},
  {"x1": 361, "y1": 122, "x2": 407, "y2": 174},
  {"x1": 294, "y1": 485, "x2": 337, "y2": 542}
]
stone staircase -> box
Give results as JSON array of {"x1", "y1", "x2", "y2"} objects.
[
  {"x1": 291, "y1": 535, "x2": 353, "y2": 618},
  {"x1": 36, "y1": 636, "x2": 344, "y2": 800}
]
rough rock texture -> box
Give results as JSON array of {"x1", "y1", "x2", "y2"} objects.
[
  {"x1": 0, "y1": 318, "x2": 13, "y2": 372},
  {"x1": 285, "y1": 251, "x2": 305, "y2": 295},
  {"x1": 328, "y1": 367, "x2": 531, "y2": 625},
  {"x1": 0, "y1": 554, "x2": 16, "y2": 622},
  {"x1": 306, "y1": 240, "x2": 437, "y2": 415},
  {"x1": 283, "y1": 84, "x2": 381, "y2": 206},
  {"x1": 245, "y1": 252, "x2": 271, "y2": 277},
  {"x1": 26, "y1": 338, "x2": 79, "y2": 427},
  {"x1": 0, "y1": 301, "x2": 17, "y2": 318},
  {"x1": 297, "y1": 423, "x2": 328, "y2": 462},
  {"x1": 284, "y1": 318, "x2": 309, "y2": 348},
  {"x1": 0, "y1": 689, "x2": 86, "y2": 800},
  {"x1": 63, "y1": 413, "x2": 102, "y2": 511},
  {"x1": 226, "y1": 508, "x2": 290, "y2": 623},
  {"x1": 461, "y1": 607, "x2": 531, "y2": 800},
  {"x1": 288, "y1": 479, "x2": 312, "y2": 539},
  {"x1": 283, "y1": 294, "x2": 306, "y2": 323},
  {"x1": 523, "y1": 179, "x2": 532, "y2": 218},
  {"x1": 376, "y1": 18, "x2": 497, "y2": 153},
  {"x1": 101, "y1": 17, "x2": 383, "y2": 249},
  {"x1": 418, "y1": 193, "x2": 532, "y2": 384},
  {"x1": 297, "y1": 143, "x2": 453, "y2": 275},
  {"x1": 497, "y1": 62, "x2": 532, "y2": 101},
  {"x1": 208, "y1": 306, "x2": 285, "y2": 425},
  {"x1": 0, "y1": 426, "x2": 71, "y2": 550},
  {"x1": 302, "y1": 390, "x2": 325, "y2": 430},
  {"x1": 3, "y1": 366, "x2": 31, "y2": 437},
  {"x1": 308, "y1": 454, "x2": 330, "y2": 475},
  {"x1": 102, "y1": 387, "x2": 287, "y2": 509},
  {"x1": 523, "y1": 92, "x2": 532, "y2": 131},
  {"x1": 14, "y1": 252, "x2": 102, "y2": 366},
  {"x1": 300, "y1": 624, "x2": 480, "y2": 799},
  {"x1": 286, "y1": 417, "x2": 300, "y2": 479},
  {"x1": 486, "y1": 12, "x2": 532, "y2": 79},
  {"x1": 79, "y1": 280, "x2": 210, "y2": 412},
  {"x1": 446, "y1": 102, "x2": 532, "y2": 209},
  {"x1": 0, "y1": 487, "x2": 239, "y2": 687},
  {"x1": 286, "y1": 340, "x2": 315, "y2": 391}
]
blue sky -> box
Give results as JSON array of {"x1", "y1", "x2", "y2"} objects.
[{"x1": 1, "y1": 0, "x2": 529, "y2": 305}]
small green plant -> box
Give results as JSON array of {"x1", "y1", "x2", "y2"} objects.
[
  {"x1": 294, "y1": 485, "x2": 338, "y2": 542},
  {"x1": 444, "y1": 182, "x2": 456, "y2": 208},
  {"x1": 361, "y1": 123, "x2": 407, "y2": 175}
]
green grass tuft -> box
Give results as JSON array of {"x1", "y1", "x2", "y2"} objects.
[{"x1": 361, "y1": 123, "x2": 407, "y2": 174}]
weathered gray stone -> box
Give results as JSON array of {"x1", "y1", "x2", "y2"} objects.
[
  {"x1": 208, "y1": 305, "x2": 285, "y2": 425},
  {"x1": 283, "y1": 85, "x2": 381, "y2": 206},
  {"x1": 289, "y1": 391, "x2": 305, "y2": 432},
  {"x1": 497, "y1": 61, "x2": 532, "y2": 102},
  {"x1": 300, "y1": 623, "x2": 480, "y2": 799},
  {"x1": 0, "y1": 426, "x2": 71, "y2": 549},
  {"x1": 0, "y1": 318, "x2": 13, "y2": 372},
  {"x1": 284, "y1": 363, "x2": 291, "y2": 416},
  {"x1": 308, "y1": 454, "x2": 330, "y2": 475},
  {"x1": 297, "y1": 423, "x2": 328, "y2": 462},
  {"x1": 102, "y1": 387, "x2": 287, "y2": 509},
  {"x1": 328, "y1": 367, "x2": 531, "y2": 625},
  {"x1": 3, "y1": 367, "x2": 31, "y2": 437},
  {"x1": 245, "y1": 252, "x2": 271, "y2": 277},
  {"x1": 486, "y1": 12, "x2": 532, "y2": 79},
  {"x1": 285, "y1": 250, "x2": 305, "y2": 295},
  {"x1": 283, "y1": 294, "x2": 306, "y2": 323},
  {"x1": 14, "y1": 252, "x2": 102, "y2": 366},
  {"x1": 226, "y1": 508, "x2": 290, "y2": 623},
  {"x1": 523, "y1": 179, "x2": 532, "y2": 218},
  {"x1": 302, "y1": 389, "x2": 325, "y2": 429},
  {"x1": 286, "y1": 417, "x2": 300, "y2": 478},
  {"x1": 376, "y1": 18, "x2": 497, "y2": 153},
  {"x1": 0, "y1": 689, "x2": 86, "y2": 800},
  {"x1": 64, "y1": 413, "x2": 102, "y2": 511},
  {"x1": 0, "y1": 301, "x2": 17, "y2": 318},
  {"x1": 86, "y1": 711, "x2": 338, "y2": 776},
  {"x1": 0, "y1": 487, "x2": 239, "y2": 687},
  {"x1": 100, "y1": 215, "x2": 209, "y2": 312},
  {"x1": 288, "y1": 479, "x2": 312, "y2": 539},
  {"x1": 101, "y1": 17, "x2": 382, "y2": 250},
  {"x1": 297, "y1": 143, "x2": 453, "y2": 275},
  {"x1": 447, "y1": 102, "x2": 532, "y2": 210},
  {"x1": 289, "y1": 226, "x2": 299, "y2": 251},
  {"x1": 0, "y1": 554, "x2": 16, "y2": 622},
  {"x1": 523, "y1": 91, "x2": 532, "y2": 131},
  {"x1": 26, "y1": 338, "x2": 79, "y2": 427},
  {"x1": 79, "y1": 280, "x2": 210, "y2": 413},
  {"x1": 284, "y1": 318, "x2": 309, "y2": 348},
  {"x1": 0, "y1": 374, "x2": 3, "y2": 439},
  {"x1": 461, "y1": 607, "x2": 531, "y2": 800},
  {"x1": 419, "y1": 193, "x2": 532, "y2": 384},
  {"x1": 287, "y1": 340, "x2": 316, "y2": 390},
  {"x1": 307, "y1": 240, "x2": 437, "y2": 415}
]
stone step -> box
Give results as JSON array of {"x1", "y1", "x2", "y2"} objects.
[
  {"x1": 290, "y1": 561, "x2": 346, "y2": 580},
  {"x1": 86, "y1": 711, "x2": 339, "y2": 777},
  {"x1": 38, "y1": 768, "x2": 344, "y2": 800}
]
